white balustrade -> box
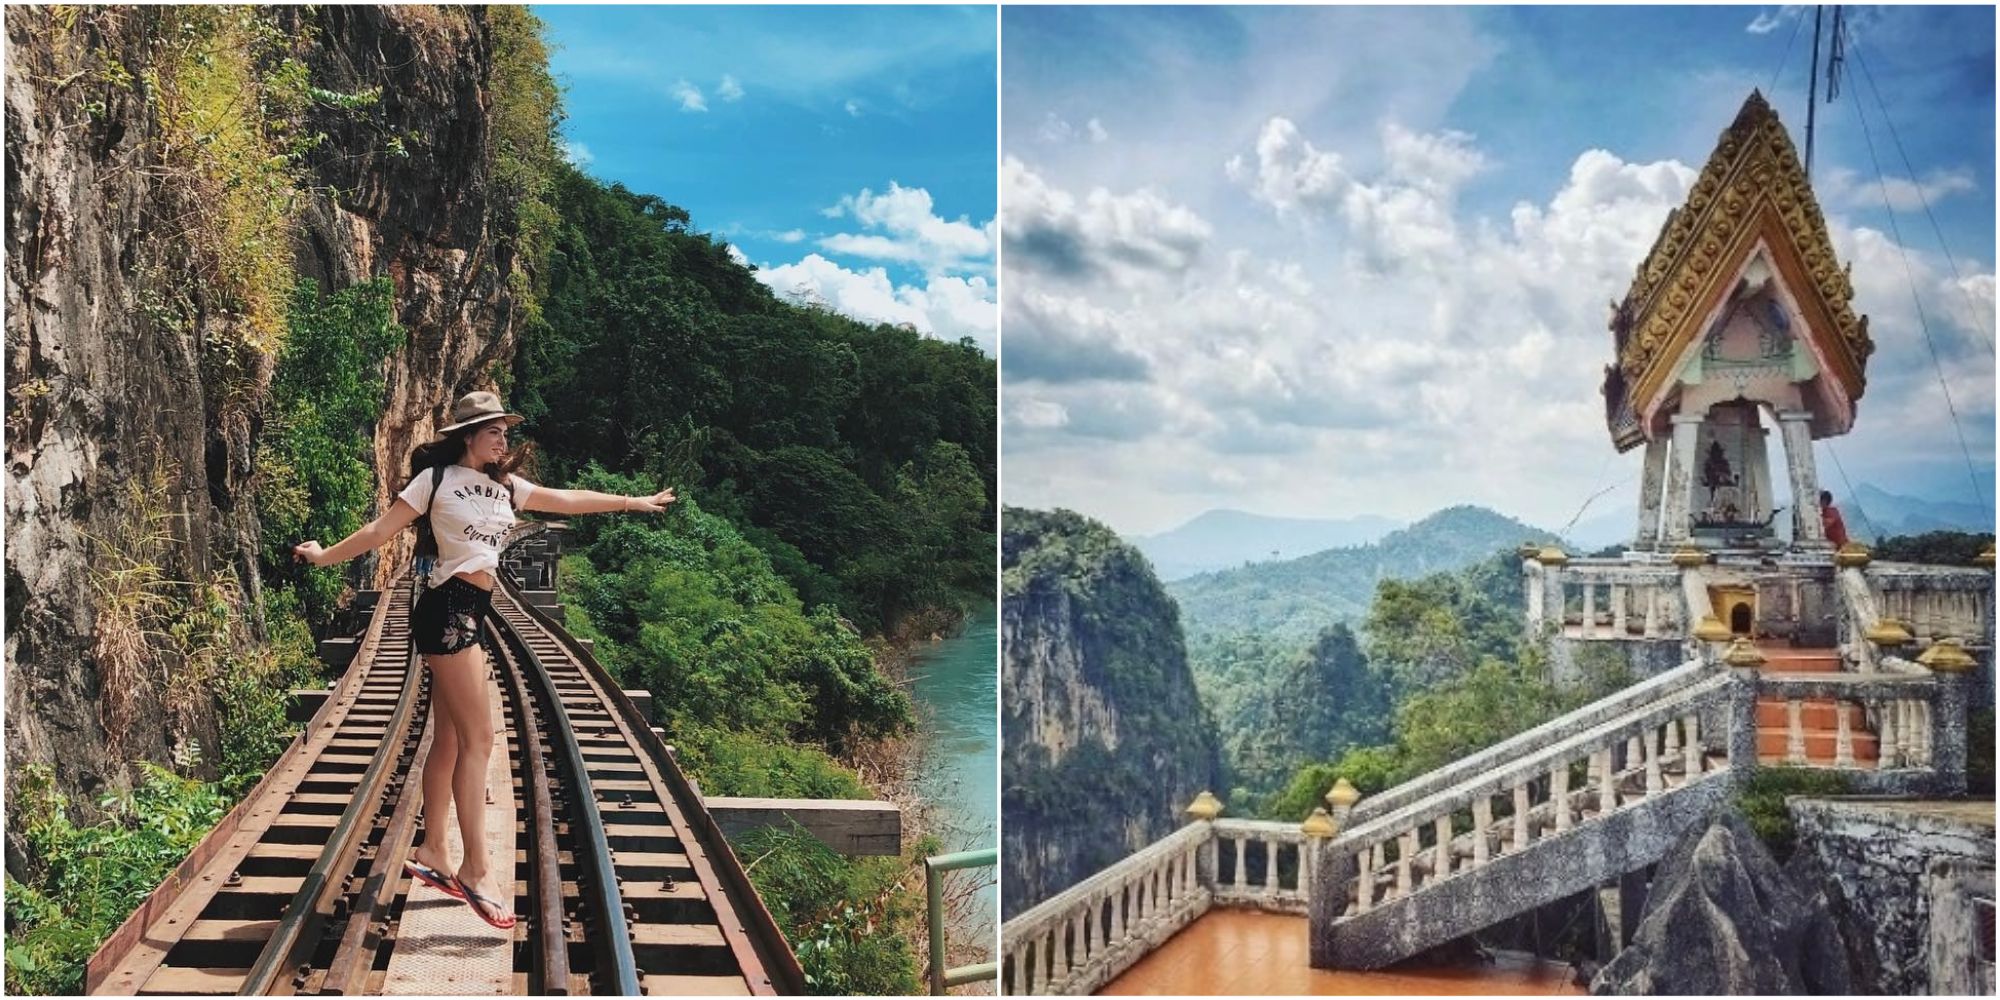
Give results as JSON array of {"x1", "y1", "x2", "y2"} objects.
[
  {"x1": 1753, "y1": 673, "x2": 1940, "y2": 773},
  {"x1": 1333, "y1": 674, "x2": 1732, "y2": 920},
  {"x1": 1001, "y1": 823, "x2": 1212, "y2": 996},
  {"x1": 1539, "y1": 560, "x2": 1684, "y2": 641},
  {"x1": 1866, "y1": 564, "x2": 1994, "y2": 648}
]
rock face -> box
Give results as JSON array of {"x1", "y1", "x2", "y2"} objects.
[
  {"x1": 4, "y1": 6, "x2": 521, "y2": 840},
  {"x1": 1001, "y1": 508, "x2": 1223, "y2": 919},
  {"x1": 1591, "y1": 809, "x2": 1851, "y2": 995},
  {"x1": 1787, "y1": 797, "x2": 1997, "y2": 994}
]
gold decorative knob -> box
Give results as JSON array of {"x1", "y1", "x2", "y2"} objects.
[
  {"x1": 1186, "y1": 790, "x2": 1224, "y2": 821},
  {"x1": 1722, "y1": 637, "x2": 1767, "y2": 668},
  {"x1": 1917, "y1": 638, "x2": 1977, "y2": 674},
  {"x1": 1694, "y1": 614, "x2": 1734, "y2": 642},
  {"x1": 1301, "y1": 807, "x2": 1338, "y2": 838},
  {"x1": 1671, "y1": 548, "x2": 1711, "y2": 568},
  {"x1": 1325, "y1": 778, "x2": 1361, "y2": 809},
  {"x1": 1865, "y1": 618, "x2": 1914, "y2": 647},
  {"x1": 1536, "y1": 546, "x2": 1570, "y2": 567},
  {"x1": 1977, "y1": 544, "x2": 1994, "y2": 569},
  {"x1": 1834, "y1": 543, "x2": 1872, "y2": 568}
]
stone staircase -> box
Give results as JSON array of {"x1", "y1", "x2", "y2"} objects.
[
  {"x1": 1310, "y1": 636, "x2": 1972, "y2": 971},
  {"x1": 1753, "y1": 642, "x2": 1877, "y2": 767},
  {"x1": 1312, "y1": 668, "x2": 1737, "y2": 969}
]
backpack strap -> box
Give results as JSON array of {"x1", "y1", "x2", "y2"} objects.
[{"x1": 428, "y1": 463, "x2": 447, "y2": 511}]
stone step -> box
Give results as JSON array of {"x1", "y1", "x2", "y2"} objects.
[
  {"x1": 1754, "y1": 697, "x2": 1867, "y2": 729},
  {"x1": 1754, "y1": 644, "x2": 1844, "y2": 672},
  {"x1": 1755, "y1": 729, "x2": 1879, "y2": 764}
]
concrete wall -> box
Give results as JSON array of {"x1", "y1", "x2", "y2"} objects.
[{"x1": 1789, "y1": 797, "x2": 1996, "y2": 995}]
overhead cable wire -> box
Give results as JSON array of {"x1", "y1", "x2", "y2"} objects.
[
  {"x1": 1847, "y1": 39, "x2": 1995, "y2": 353},
  {"x1": 1765, "y1": 6, "x2": 1811, "y2": 98},
  {"x1": 1823, "y1": 440, "x2": 1878, "y2": 542},
  {"x1": 1840, "y1": 38, "x2": 1991, "y2": 510}
]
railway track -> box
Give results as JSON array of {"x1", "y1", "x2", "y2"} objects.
[{"x1": 86, "y1": 526, "x2": 803, "y2": 995}]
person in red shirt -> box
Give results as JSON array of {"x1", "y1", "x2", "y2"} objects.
[{"x1": 1820, "y1": 490, "x2": 1851, "y2": 548}]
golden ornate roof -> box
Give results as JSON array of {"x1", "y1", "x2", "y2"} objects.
[{"x1": 1604, "y1": 91, "x2": 1872, "y2": 450}]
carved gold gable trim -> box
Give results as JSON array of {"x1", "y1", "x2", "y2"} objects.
[{"x1": 1606, "y1": 92, "x2": 1872, "y2": 447}]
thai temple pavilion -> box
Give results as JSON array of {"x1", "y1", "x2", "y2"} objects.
[
  {"x1": 1000, "y1": 92, "x2": 1993, "y2": 996},
  {"x1": 1605, "y1": 91, "x2": 1871, "y2": 557}
]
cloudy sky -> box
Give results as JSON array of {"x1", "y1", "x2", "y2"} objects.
[
  {"x1": 538, "y1": 5, "x2": 997, "y2": 351},
  {"x1": 1002, "y1": 5, "x2": 1995, "y2": 537}
]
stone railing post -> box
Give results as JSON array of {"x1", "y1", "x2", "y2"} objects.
[
  {"x1": 1725, "y1": 661, "x2": 1760, "y2": 774},
  {"x1": 1919, "y1": 640, "x2": 1976, "y2": 796}
]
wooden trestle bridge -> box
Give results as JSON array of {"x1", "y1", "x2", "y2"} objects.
[{"x1": 84, "y1": 522, "x2": 806, "y2": 995}]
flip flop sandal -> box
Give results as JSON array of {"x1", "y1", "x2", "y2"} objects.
[
  {"x1": 454, "y1": 876, "x2": 517, "y2": 930},
  {"x1": 404, "y1": 859, "x2": 466, "y2": 900}
]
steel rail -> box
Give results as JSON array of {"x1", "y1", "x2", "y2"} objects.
[
  {"x1": 487, "y1": 597, "x2": 574, "y2": 993},
  {"x1": 485, "y1": 580, "x2": 644, "y2": 995},
  {"x1": 237, "y1": 588, "x2": 427, "y2": 996},
  {"x1": 84, "y1": 582, "x2": 405, "y2": 994},
  {"x1": 496, "y1": 567, "x2": 806, "y2": 994},
  {"x1": 312, "y1": 680, "x2": 437, "y2": 994}
]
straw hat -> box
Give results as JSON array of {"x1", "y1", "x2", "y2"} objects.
[{"x1": 437, "y1": 390, "x2": 525, "y2": 433}]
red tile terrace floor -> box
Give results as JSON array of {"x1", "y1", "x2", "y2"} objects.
[{"x1": 1097, "y1": 909, "x2": 1583, "y2": 996}]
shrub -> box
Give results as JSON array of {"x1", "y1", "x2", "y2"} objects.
[
  {"x1": 4, "y1": 764, "x2": 229, "y2": 995},
  {"x1": 734, "y1": 826, "x2": 927, "y2": 996},
  {"x1": 1733, "y1": 767, "x2": 1853, "y2": 861}
]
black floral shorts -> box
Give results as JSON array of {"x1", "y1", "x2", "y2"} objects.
[{"x1": 412, "y1": 576, "x2": 493, "y2": 656}]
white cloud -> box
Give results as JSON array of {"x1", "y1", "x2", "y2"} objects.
[
  {"x1": 1821, "y1": 165, "x2": 1979, "y2": 213},
  {"x1": 844, "y1": 99, "x2": 863, "y2": 117},
  {"x1": 1006, "y1": 398, "x2": 1070, "y2": 431},
  {"x1": 671, "y1": 80, "x2": 707, "y2": 112},
  {"x1": 1226, "y1": 116, "x2": 1348, "y2": 215},
  {"x1": 774, "y1": 229, "x2": 806, "y2": 244},
  {"x1": 755, "y1": 253, "x2": 996, "y2": 351},
  {"x1": 1037, "y1": 112, "x2": 1075, "y2": 144},
  {"x1": 1008, "y1": 118, "x2": 1993, "y2": 532},
  {"x1": 717, "y1": 74, "x2": 745, "y2": 101},
  {"x1": 1003, "y1": 157, "x2": 1213, "y2": 282},
  {"x1": 1746, "y1": 6, "x2": 1801, "y2": 34},
  {"x1": 560, "y1": 138, "x2": 594, "y2": 167},
  {"x1": 1086, "y1": 118, "x2": 1109, "y2": 143},
  {"x1": 818, "y1": 182, "x2": 993, "y2": 273}
]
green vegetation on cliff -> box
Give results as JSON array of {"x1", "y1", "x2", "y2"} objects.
[
  {"x1": 1001, "y1": 508, "x2": 1223, "y2": 917},
  {"x1": 1232, "y1": 548, "x2": 1632, "y2": 818},
  {"x1": 515, "y1": 167, "x2": 995, "y2": 635}
]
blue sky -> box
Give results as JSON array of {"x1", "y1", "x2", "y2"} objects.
[
  {"x1": 537, "y1": 5, "x2": 998, "y2": 350},
  {"x1": 1002, "y1": 5, "x2": 1995, "y2": 535}
]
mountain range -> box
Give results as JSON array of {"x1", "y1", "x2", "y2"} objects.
[
  {"x1": 1128, "y1": 509, "x2": 1404, "y2": 581},
  {"x1": 1163, "y1": 505, "x2": 1557, "y2": 643}
]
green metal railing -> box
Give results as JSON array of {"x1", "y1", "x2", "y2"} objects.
[{"x1": 925, "y1": 848, "x2": 998, "y2": 994}]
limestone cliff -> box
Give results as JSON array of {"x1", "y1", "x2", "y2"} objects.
[
  {"x1": 1001, "y1": 508, "x2": 1223, "y2": 918},
  {"x1": 4, "y1": 5, "x2": 530, "y2": 841}
]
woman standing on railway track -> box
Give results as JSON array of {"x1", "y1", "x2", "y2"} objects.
[{"x1": 291, "y1": 391, "x2": 675, "y2": 930}]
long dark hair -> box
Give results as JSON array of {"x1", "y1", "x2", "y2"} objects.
[{"x1": 408, "y1": 421, "x2": 535, "y2": 489}]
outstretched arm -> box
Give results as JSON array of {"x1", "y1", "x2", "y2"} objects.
[
  {"x1": 521, "y1": 486, "x2": 676, "y2": 516},
  {"x1": 293, "y1": 498, "x2": 424, "y2": 567}
]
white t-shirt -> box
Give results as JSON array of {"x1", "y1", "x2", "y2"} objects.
[{"x1": 395, "y1": 465, "x2": 539, "y2": 583}]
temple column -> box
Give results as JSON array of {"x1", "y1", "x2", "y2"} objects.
[
  {"x1": 1661, "y1": 413, "x2": 1705, "y2": 547},
  {"x1": 1776, "y1": 409, "x2": 1826, "y2": 548},
  {"x1": 1746, "y1": 416, "x2": 1774, "y2": 527},
  {"x1": 1634, "y1": 437, "x2": 1670, "y2": 551}
]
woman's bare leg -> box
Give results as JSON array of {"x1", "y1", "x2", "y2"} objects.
[
  {"x1": 411, "y1": 686, "x2": 458, "y2": 876},
  {"x1": 426, "y1": 641, "x2": 511, "y2": 918}
]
